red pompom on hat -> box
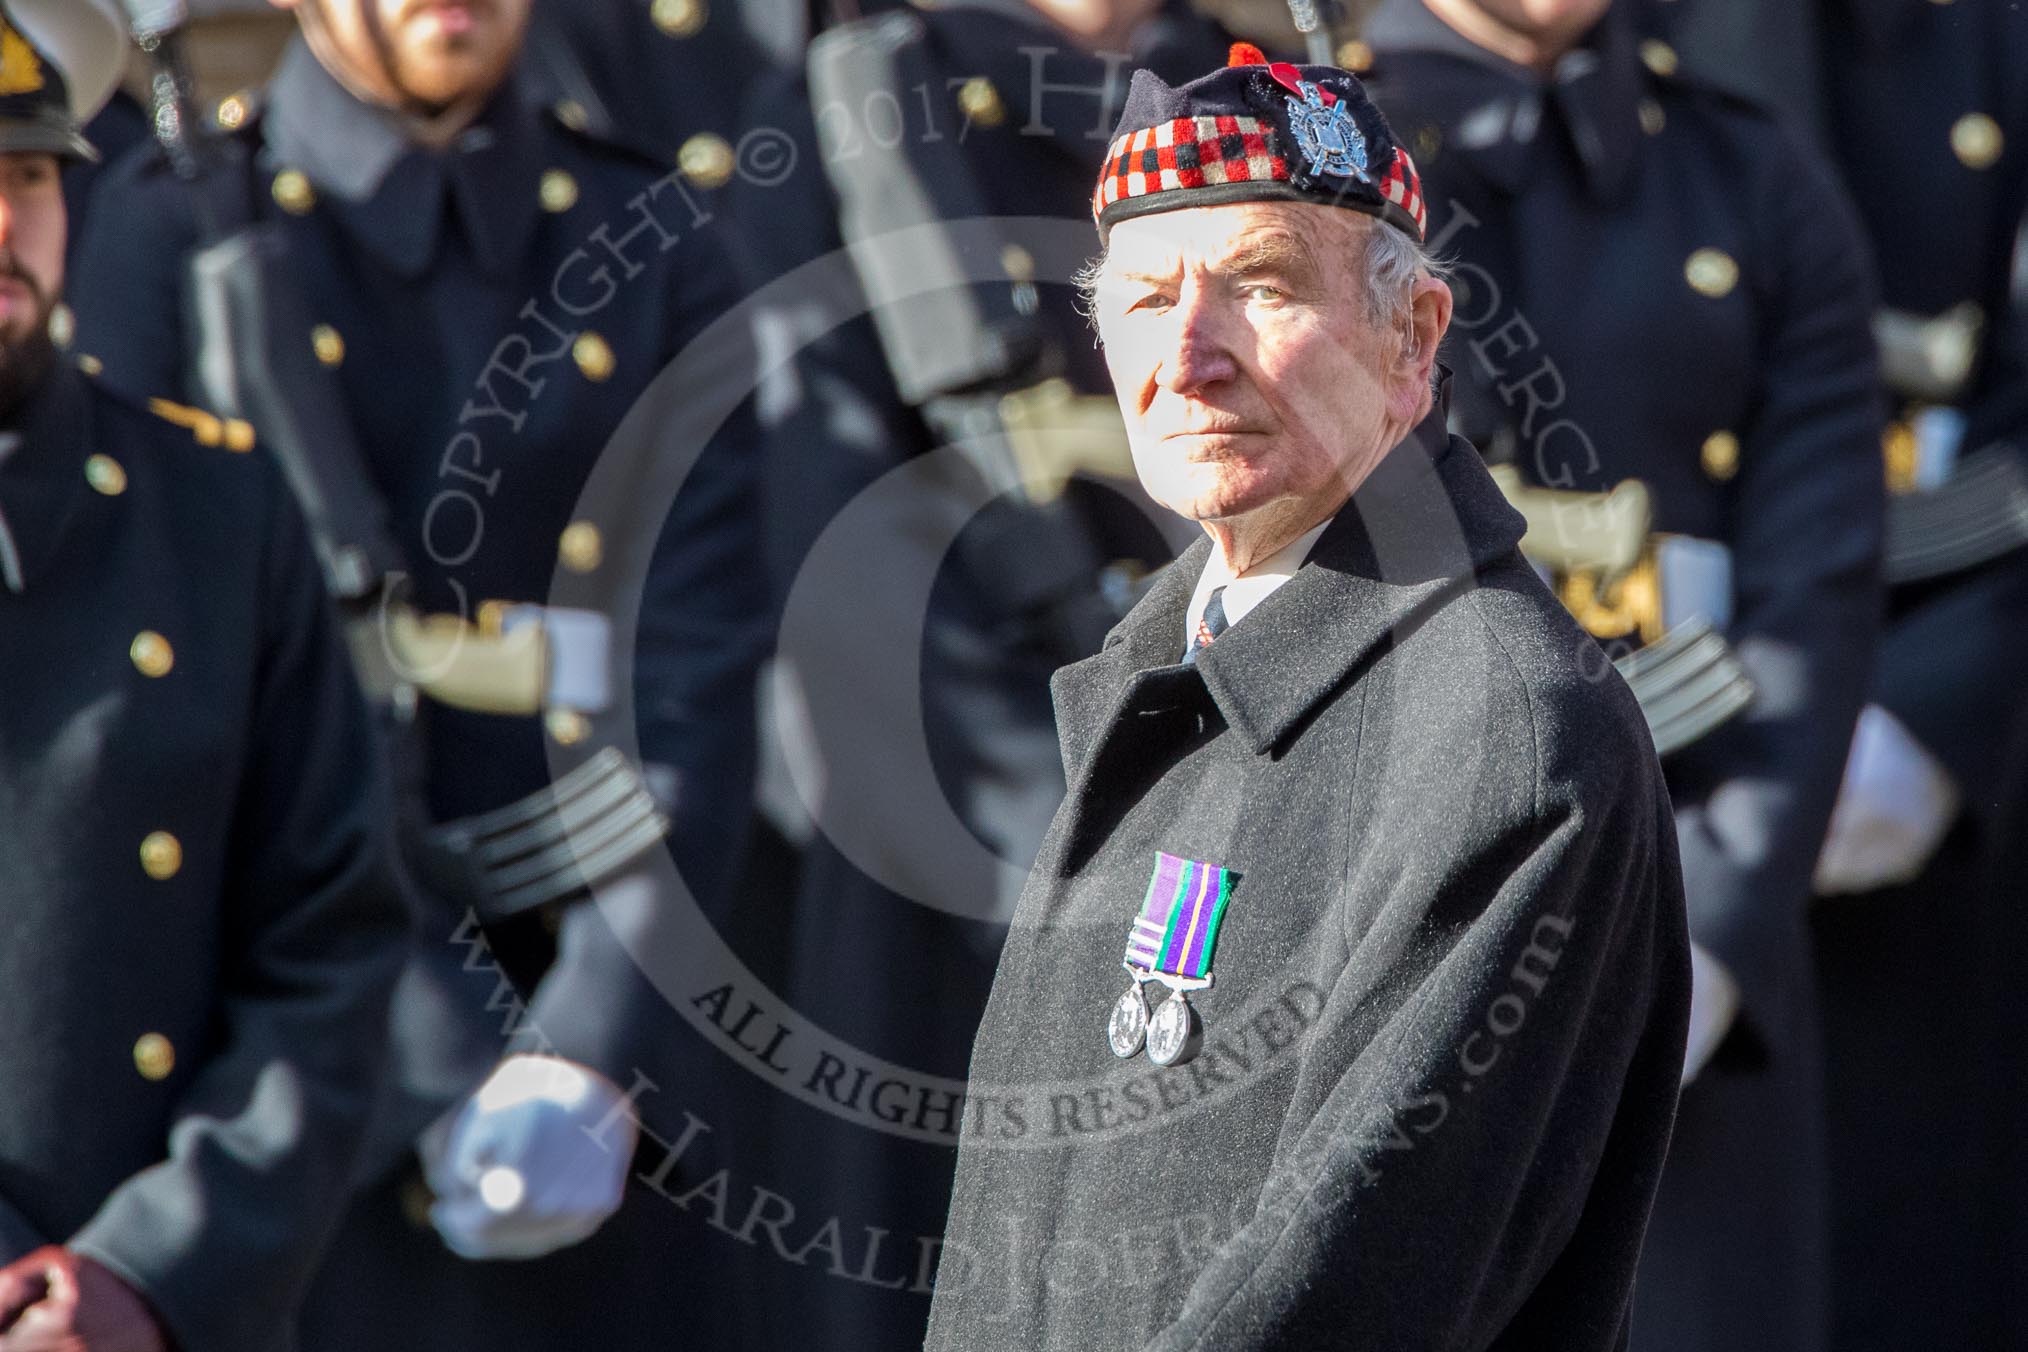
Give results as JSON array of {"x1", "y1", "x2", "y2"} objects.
[{"x1": 1227, "y1": 42, "x2": 1268, "y2": 67}]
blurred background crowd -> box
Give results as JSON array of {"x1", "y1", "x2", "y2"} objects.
[{"x1": 3, "y1": 0, "x2": 2023, "y2": 1348}]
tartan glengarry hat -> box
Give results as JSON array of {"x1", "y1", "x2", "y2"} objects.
[
  {"x1": 0, "y1": 0, "x2": 126, "y2": 163},
  {"x1": 1093, "y1": 43, "x2": 1427, "y2": 245}
]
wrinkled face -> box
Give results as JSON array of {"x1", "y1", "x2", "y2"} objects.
[
  {"x1": 279, "y1": 0, "x2": 531, "y2": 112},
  {"x1": 0, "y1": 152, "x2": 64, "y2": 354},
  {"x1": 1092, "y1": 202, "x2": 1410, "y2": 528},
  {"x1": 1459, "y1": 0, "x2": 1613, "y2": 46}
]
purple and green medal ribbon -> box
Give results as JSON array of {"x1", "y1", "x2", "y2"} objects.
[{"x1": 1123, "y1": 850, "x2": 1233, "y2": 984}]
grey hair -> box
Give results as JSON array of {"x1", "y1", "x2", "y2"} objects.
[
  {"x1": 1360, "y1": 218, "x2": 1450, "y2": 326},
  {"x1": 1073, "y1": 215, "x2": 1450, "y2": 331}
]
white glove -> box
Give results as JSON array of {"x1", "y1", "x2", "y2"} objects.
[
  {"x1": 1814, "y1": 704, "x2": 1962, "y2": 896},
  {"x1": 423, "y1": 1054, "x2": 639, "y2": 1260},
  {"x1": 1682, "y1": 942, "x2": 1741, "y2": 1087}
]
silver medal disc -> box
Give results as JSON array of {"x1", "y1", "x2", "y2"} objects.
[
  {"x1": 1147, "y1": 993, "x2": 1203, "y2": 1067},
  {"x1": 1107, "y1": 982, "x2": 1149, "y2": 1058}
]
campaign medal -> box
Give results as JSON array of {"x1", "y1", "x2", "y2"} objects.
[
  {"x1": 1147, "y1": 991, "x2": 1202, "y2": 1068},
  {"x1": 1105, "y1": 851, "x2": 1234, "y2": 1066},
  {"x1": 1284, "y1": 79, "x2": 1370, "y2": 183},
  {"x1": 1107, "y1": 979, "x2": 1149, "y2": 1058}
]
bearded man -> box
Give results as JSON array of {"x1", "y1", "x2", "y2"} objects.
[
  {"x1": 69, "y1": 0, "x2": 769, "y2": 1347},
  {"x1": 0, "y1": 4, "x2": 404, "y2": 1350}
]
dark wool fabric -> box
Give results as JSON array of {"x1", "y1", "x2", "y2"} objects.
[
  {"x1": 1359, "y1": 5, "x2": 1888, "y2": 1348},
  {"x1": 0, "y1": 364, "x2": 408, "y2": 1352},
  {"x1": 926, "y1": 401, "x2": 1692, "y2": 1351}
]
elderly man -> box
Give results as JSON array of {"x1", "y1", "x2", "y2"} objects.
[{"x1": 924, "y1": 47, "x2": 1691, "y2": 1350}]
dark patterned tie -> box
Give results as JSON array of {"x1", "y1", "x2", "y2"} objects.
[{"x1": 1186, "y1": 587, "x2": 1230, "y2": 664}]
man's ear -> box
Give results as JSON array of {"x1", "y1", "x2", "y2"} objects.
[
  {"x1": 1388, "y1": 273, "x2": 1451, "y2": 421},
  {"x1": 1404, "y1": 274, "x2": 1452, "y2": 388}
]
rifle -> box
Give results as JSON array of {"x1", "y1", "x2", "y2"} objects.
[
  {"x1": 121, "y1": 2, "x2": 665, "y2": 919},
  {"x1": 121, "y1": 0, "x2": 403, "y2": 605},
  {"x1": 807, "y1": 17, "x2": 1144, "y2": 664}
]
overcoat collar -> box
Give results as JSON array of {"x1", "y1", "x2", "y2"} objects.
[
  {"x1": 264, "y1": 37, "x2": 547, "y2": 281},
  {"x1": 1365, "y1": 0, "x2": 1645, "y2": 206},
  {"x1": 0, "y1": 362, "x2": 95, "y2": 596},
  {"x1": 1054, "y1": 372, "x2": 1524, "y2": 770}
]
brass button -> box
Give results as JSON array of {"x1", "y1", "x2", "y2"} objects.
[
  {"x1": 1700, "y1": 430, "x2": 1741, "y2": 482},
  {"x1": 651, "y1": 0, "x2": 707, "y2": 37},
  {"x1": 216, "y1": 92, "x2": 250, "y2": 131},
  {"x1": 1639, "y1": 98, "x2": 1666, "y2": 135},
  {"x1": 47, "y1": 302, "x2": 73, "y2": 349},
  {"x1": 1684, "y1": 247, "x2": 1739, "y2": 298},
  {"x1": 956, "y1": 78, "x2": 1005, "y2": 128},
  {"x1": 1413, "y1": 124, "x2": 1443, "y2": 164},
  {"x1": 546, "y1": 709, "x2": 589, "y2": 746},
  {"x1": 77, "y1": 353, "x2": 103, "y2": 377},
  {"x1": 1000, "y1": 244, "x2": 1035, "y2": 282},
  {"x1": 311, "y1": 324, "x2": 345, "y2": 367},
  {"x1": 140, "y1": 830, "x2": 184, "y2": 880},
  {"x1": 400, "y1": 1173, "x2": 436, "y2": 1228},
  {"x1": 572, "y1": 332, "x2": 616, "y2": 382},
  {"x1": 130, "y1": 630, "x2": 174, "y2": 678},
  {"x1": 222, "y1": 419, "x2": 256, "y2": 454},
  {"x1": 1951, "y1": 113, "x2": 2003, "y2": 170},
  {"x1": 272, "y1": 168, "x2": 315, "y2": 215},
  {"x1": 539, "y1": 168, "x2": 579, "y2": 214},
  {"x1": 133, "y1": 1033, "x2": 176, "y2": 1081},
  {"x1": 559, "y1": 521, "x2": 604, "y2": 573},
  {"x1": 1336, "y1": 40, "x2": 1374, "y2": 72},
  {"x1": 554, "y1": 99, "x2": 589, "y2": 132},
  {"x1": 677, "y1": 133, "x2": 735, "y2": 189},
  {"x1": 1639, "y1": 39, "x2": 1680, "y2": 78},
  {"x1": 1882, "y1": 419, "x2": 1919, "y2": 494},
  {"x1": 85, "y1": 453, "x2": 126, "y2": 496}
]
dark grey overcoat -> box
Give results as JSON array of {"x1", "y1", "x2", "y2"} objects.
[{"x1": 925, "y1": 399, "x2": 1693, "y2": 1351}]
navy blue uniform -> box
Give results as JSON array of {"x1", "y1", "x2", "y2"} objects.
[
  {"x1": 60, "y1": 89, "x2": 149, "y2": 262},
  {"x1": 527, "y1": 0, "x2": 784, "y2": 151},
  {"x1": 67, "y1": 35, "x2": 768, "y2": 1352},
  {"x1": 1808, "y1": 5, "x2": 2028, "y2": 1349},
  {"x1": 0, "y1": 361, "x2": 406, "y2": 1352},
  {"x1": 1363, "y1": 4, "x2": 1885, "y2": 1350}
]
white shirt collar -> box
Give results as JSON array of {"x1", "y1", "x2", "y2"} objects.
[{"x1": 1183, "y1": 518, "x2": 1332, "y2": 658}]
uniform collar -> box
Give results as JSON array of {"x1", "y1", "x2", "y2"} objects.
[
  {"x1": 1055, "y1": 371, "x2": 1525, "y2": 762},
  {"x1": 0, "y1": 362, "x2": 94, "y2": 596},
  {"x1": 1366, "y1": 0, "x2": 1645, "y2": 207},
  {"x1": 264, "y1": 37, "x2": 548, "y2": 280}
]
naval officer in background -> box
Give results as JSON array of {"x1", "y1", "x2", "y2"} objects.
[{"x1": 0, "y1": 3, "x2": 405, "y2": 1348}]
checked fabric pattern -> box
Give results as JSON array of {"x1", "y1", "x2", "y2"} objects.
[
  {"x1": 1092, "y1": 117, "x2": 1427, "y2": 240},
  {"x1": 1093, "y1": 115, "x2": 1285, "y2": 219}
]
